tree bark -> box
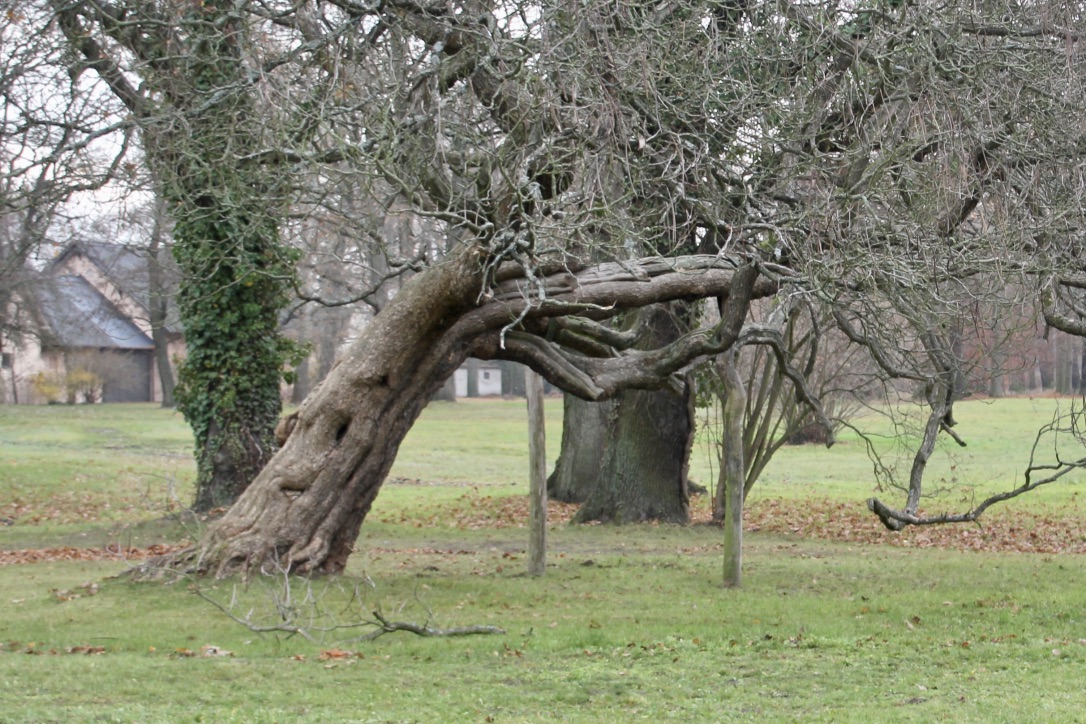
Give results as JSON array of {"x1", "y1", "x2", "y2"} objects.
[
  {"x1": 718, "y1": 350, "x2": 746, "y2": 588},
  {"x1": 549, "y1": 306, "x2": 693, "y2": 525},
  {"x1": 179, "y1": 252, "x2": 484, "y2": 575},
  {"x1": 546, "y1": 394, "x2": 611, "y2": 504}
]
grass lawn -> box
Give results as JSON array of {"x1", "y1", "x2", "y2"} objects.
[{"x1": 1, "y1": 397, "x2": 1085, "y2": 722}]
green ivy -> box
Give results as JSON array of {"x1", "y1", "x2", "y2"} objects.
[{"x1": 157, "y1": 1, "x2": 303, "y2": 510}]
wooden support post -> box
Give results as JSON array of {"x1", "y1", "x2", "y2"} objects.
[{"x1": 526, "y1": 370, "x2": 547, "y2": 576}]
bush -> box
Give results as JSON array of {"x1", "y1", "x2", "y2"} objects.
[{"x1": 30, "y1": 369, "x2": 102, "y2": 404}]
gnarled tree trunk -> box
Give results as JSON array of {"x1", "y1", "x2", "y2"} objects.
[
  {"x1": 567, "y1": 384, "x2": 692, "y2": 524},
  {"x1": 184, "y1": 252, "x2": 484, "y2": 576}
]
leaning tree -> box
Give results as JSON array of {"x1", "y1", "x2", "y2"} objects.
[{"x1": 22, "y1": 0, "x2": 1086, "y2": 576}]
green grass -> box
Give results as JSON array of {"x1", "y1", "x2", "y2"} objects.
[{"x1": 1, "y1": 398, "x2": 1085, "y2": 721}]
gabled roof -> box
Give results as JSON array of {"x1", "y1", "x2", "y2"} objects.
[
  {"x1": 50, "y1": 239, "x2": 182, "y2": 334},
  {"x1": 34, "y1": 275, "x2": 154, "y2": 350}
]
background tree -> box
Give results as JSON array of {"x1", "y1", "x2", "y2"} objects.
[
  {"x1": 547, "y1": 305, "x2": 695, "y2": 524},
  {"x1": 1, "y1": 2, "x2": 134, "y2": 353},
  {"x1": 50, "y1": 0, "x2": 307, "y2": 510}
]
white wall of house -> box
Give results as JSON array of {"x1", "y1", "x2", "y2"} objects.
[
  {"x1": 0, "y1": 331, "x2": 58, "y2": 404},
  {"x1": 453, "y1": 364, "x2": 503, "y2": 397},
  {"x1": 477, "y1": 366, "x2": 502, "y2": 395}
]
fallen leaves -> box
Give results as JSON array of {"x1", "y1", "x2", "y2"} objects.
[
  {"x1": 377, "y1": 489, "x2": 579, "y2": 530},
  {"x1": 738, "y1": 497, "x2": 1086, "y2": 555},
  {"x1": 172, "y1": 645, "x2": 234, "y2": 658},
  {"x1": 0, "y1": 492, "x2": 144, "y2": 527},
  {"x1": 2, "y1": 641, "x2": 106, "y2": 656},
  {"x1": 318, "y1": 648, "x2": 362, "y2": 661},
  {"x1": 51, "y1": 581, "x2": 100, "y2": 602},
  {"x1": 0, "y1": 543, "x2": 188, "y2": 566},
  {"x1": 390, "y1": 491, "x2": 1086, "y2": 555}
]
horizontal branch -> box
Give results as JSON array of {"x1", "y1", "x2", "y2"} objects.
[
  {"x1": 1042, "y1": 281, "x2": 1086, "y2": 336},
  {"x1": 962, "y1": 20, "x2": 1081, "y2": 43},
  {"x1": 868, "y1": 454, "x2": 1086, "y2": 528},
  {"x1": 356, "y1": 611, "x2": 505, "y2": 641},
  {"x1": 472, "y1": 264, "x2": 766, "y2": 400}
]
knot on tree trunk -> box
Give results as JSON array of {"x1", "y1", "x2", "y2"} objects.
[{"x1": 275, "y1": 411, "x2": 300, "y2": 447}]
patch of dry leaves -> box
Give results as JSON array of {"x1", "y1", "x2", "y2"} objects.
[
  {"x1": 0, "y1": 492, "x2": 143, "y2": 526},
  {"x1": 0, "y1": 543, "x2": 189, "y2": 566},
  {"x1": 4, "y1": 488, "x2": 1083, "y2": 568},
  {"x1": 415, "y1": 490, "x2": 1086, "y2": 555},
  {"x1": 740, "y1": 497, "x2": 1086, "y2": 554}
]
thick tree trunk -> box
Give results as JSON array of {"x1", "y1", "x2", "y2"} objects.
[
  {"x1": 548, "y1": 307, "x2": 692, "y2": 524},
  {"x1": 179, "y1": 253, "x2": 483, "y2": 576},
  {"x1": 570, "y1": 385, "x2": 692, "y2": 524},
  {"x1": 546, "y1": 394, "x2": 611, "y2": 504}
]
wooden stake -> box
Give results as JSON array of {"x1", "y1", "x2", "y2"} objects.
[{"x1": 526, "y1": 369, "x2": 547, "y2": 576}]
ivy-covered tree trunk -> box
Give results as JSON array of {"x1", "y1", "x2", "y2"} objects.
[
  {"x1": 547, "y1": 307, "x2": 693, "y2": 524},
  {"x1": 150, "y1": 2, "x2": 298, "y2": 511}
]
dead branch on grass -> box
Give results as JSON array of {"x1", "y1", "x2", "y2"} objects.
[{"x1": 192, "y1": 559, "x2": 503, "y2": 644}]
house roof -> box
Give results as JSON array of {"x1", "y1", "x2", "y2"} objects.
[
  {"x1": 51, "y1": 239, "x2": 182, "y2": 334},
  {"x1": 35, "y1": 275, "x2": 154, "y2": 350}
]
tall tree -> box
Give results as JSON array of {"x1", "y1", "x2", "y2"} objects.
[
  {"x1": 50, "y1": 0, "x2": 303, "y2": 510},
  {"x1": 190, "y1": 0, "x2": 1086, "y2": 576}
]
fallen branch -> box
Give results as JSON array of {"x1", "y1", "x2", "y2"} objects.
[
  {"x1": 192, "y1": 566, "x2": 504, "y2": 644},
  {"x1": 355, "y1": 611, "x2": 505, "y2": 641}
]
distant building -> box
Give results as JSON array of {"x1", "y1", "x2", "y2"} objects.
[
  {"x1": 454, "y1": 359, "x2": 504, "y2": 397},
  {"x1": 0, "y1": 240, "x2": 183, "y2": 404}
]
